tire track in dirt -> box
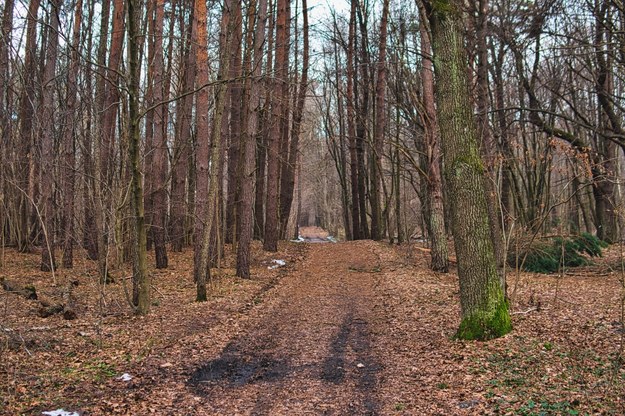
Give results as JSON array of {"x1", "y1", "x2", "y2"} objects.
[{"x1": 189, "y1": 241, "x2": 383, "y2": 415}]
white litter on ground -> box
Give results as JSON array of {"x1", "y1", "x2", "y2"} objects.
[
  {"x1": 268, "y1": 259, "x2": 286, "y2": 269},
  {"x1": 290, "y1": 236, "x2": 305, "y2": 242},
  {"x1": 117, "y1": 373, "x2": 132, "y2": 381},
  {"x1": 42, "y1": 409, "x2": 80, "y2": 416},
  {"x1": 327, "y1": 236, "x2": 338, "y2": 243}
]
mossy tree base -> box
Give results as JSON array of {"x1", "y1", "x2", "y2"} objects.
[{"x1": 456, "y1": 298, "x2": 512, "y2": 341}]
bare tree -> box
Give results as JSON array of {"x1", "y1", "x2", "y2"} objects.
[{"x1": 429, "y1": 0, "x2": 511, "y2": 340}]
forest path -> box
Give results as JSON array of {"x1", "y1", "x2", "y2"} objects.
[{"x1": 188, "y1": 240, "x2": 385, "y2": 414}]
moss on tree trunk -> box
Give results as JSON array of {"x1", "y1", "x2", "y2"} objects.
[{"x1": 430, "y1": 0, "x2": 511, "y2": 340}]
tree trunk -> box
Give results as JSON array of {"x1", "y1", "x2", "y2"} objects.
[
  {"x1": 40, "y1": 0, "x2": 62, "y2": 272},
  {"x1": 237, "y1": 0, "x2": 268, "y2": 278},
  {"x1": 225, "y1": 1, "x2": 243, "y2": 245},
  {"x1": 264, "y1": 0, "x2": 289, "y2": 252},
  {"x1": 61, "y1": 0, "x2": 82, "y2": 269},
  {"x1": 127, "y1": 0, "x2": 150, "y2": 315},
  {"x1": 254, "y1": 0, "x2": 275, "y2": 241},
  {"x1": 16, "y1": 0, "x2": 41, "y2": 252},
  {"x1": 170, "y1": 5, "x2": 197, "y2": 252},
  {"x1": 346, "y1": 0, "x2": 360, "y2": 240},
  {"x1": 0, "y1": 0, "x2": 14, "y2": 152},
  {"x1": 430, "y1": 0, "x2": 511, "y2": 340},
  {"x1": 355, "y1": 1, "x2": 370, "y2": 239},
  {"x1": 475, "y1": 0, "x2": 505, "y2": 290},
  {"x1": 278, "y1": 0, "x2": 309, "y2": 239},
  {"x1": 150, "y1": 0, "x2": 169, "y2": 268},
  {"x1": 195, "y1": 0, "x2": 233, "y2": 300},
  {"x1": 370, "y1": 0, "x2": 390, "y2": 241},
  {"x1": 193, "y1": 0, "x2": 212, "y2": 297},
  {"x1": 418, "y1": 7, "x2": 449, "y2": 272}
]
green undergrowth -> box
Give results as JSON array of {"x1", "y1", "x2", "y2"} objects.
[{"x1": 513, "y1": 233, "x2": 608, "y2": 274}]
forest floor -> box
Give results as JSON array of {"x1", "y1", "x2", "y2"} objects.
[{"x1": 1, "y1": 227, "x2": 624, "y2": 415}]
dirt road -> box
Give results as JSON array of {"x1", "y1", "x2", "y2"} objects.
[
  {"x1": 4, "y1": 235, "x2": 622, "y2": 415},
  {"x1": 189, "y1": 241, "x2": 385, "y2": 414}
]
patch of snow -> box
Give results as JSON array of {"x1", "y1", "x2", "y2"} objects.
[
  {"x1": 42, "y1": 410, "x2": 80, "y2": 416},
  {"x1": 327, "y1": 236, "x2": 338, "y2": 243},
  {"x1": 268, "y1": 259, "x2": 286, "y2": 269},
  {"x1": 117, "y1": 373, "x2": 132, "y2": 381},
  {"x1": 290, "y1": 235, "x2": 305, "y2": 243}
]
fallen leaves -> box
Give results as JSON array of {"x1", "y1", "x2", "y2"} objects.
[{"x1": 0, "y1": 238, "x2": 624, "y2": 414}]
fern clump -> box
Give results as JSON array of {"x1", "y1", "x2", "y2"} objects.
[{"x1": 512, "y1": 233, "x2": 607, "y2": 274}]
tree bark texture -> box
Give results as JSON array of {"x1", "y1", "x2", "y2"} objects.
[
  {"x1": 264, "y1": 0, "x2": 289, "y2": 252},
  {"x1": 430, "y1": 0, "x2": 511, "y2": 340},
  {"x1": 278, "y1": 0, "x2": 309, "y2": 239},
  {"x1": 237, "y1": 0, "x2": 267, "y2": 278},
  {"x1": 128, "y1": 0, "x2": 150, "y2": 315},
  {"x1": 40, "y1": 0, "x2": 62, "y2": 272},
  {"x1": 370, "y1": 0, "x2": 390, "y2": 241},
  {"x1": 418, "y1": 7, "x2": 449, "y2": 273}
]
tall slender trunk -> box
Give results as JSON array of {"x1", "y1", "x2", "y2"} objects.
[
  {"x1": 237, "y1": 0, "x2": 267, "y2": 278},
  {"x1": 279, "y1": 0, "x2": 309, "y2": 238},
  {"x1": 193, "y1": 0, "x2": 212, "y2": 295},
  {"x1": 150, "y1": 0, "x2": 169, "y2": 268},
  {"x1": 195, "y1": 0, "x2": 233, "y2": 300},
  {"x1": 264, "y1": 0, "x2": 289, "y2": 252},
  {"x1": 225, "y1": 1, "x2": 243, "y2": 245},
  {"x1": 16, "y1": 0, "x2": 41, "y2": 252},
  {"x1": 0, "y1": 0, "x2": 15, "y2": 250},
  {"x1": 61, "y1": 0, "x2": 82, "y2": 269},
  {"x1": 475, "y1": 0, "x2": 505, "y2": 289},
  {"x1": 346, "y1": 0, "x2": 360, "y2": 240},
  {"x1": 84, "y1": 0, "x2": 110, "y2": 262},
  {"x1": 128, "y1": 0, "x2": 149, "y2": 315},
  {"x1": 40, "y1": 0, "x2": 61, "y2": 272},
  {"x1": 102, "y1": 0, "x2": 125, "y2": 184},
  {"x1": 254, "y1": 0, "x2": 275, "y2": 241},
  {"x1": 370, "y1": 0, "x2": 390, "y2": 241},
  {"x1": 171, "y1": 5, "x2": 197, "y2": 252},
  {"x1": 0, "y1": 0, "x2": 14, "y2": 147},
  {"x1": 418, "y1": 4, "x2": 448, "y2": 272},
  {"x1": 355, "y1": 1, "x2": 370, "y2": 239}
]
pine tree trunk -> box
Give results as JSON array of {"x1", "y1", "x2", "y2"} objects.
[
  {"x1": 430, "y1": 0, "x2": 511, "y2": 340},
  {"x1": 264, "y1": 0, "x2": 289, "y2": 252},
  {"x1": 40, "y1": 0, "x2": 62, "y2": 272},
  {"x1": 278, "y1": 0, "x2": 308, "y2": 239},
  {"x1": 370, "y1": 0, "x2": 389, "y2": 241},
  {"x1": 237, "y1": 0, "x2": 267, "y2": 278},
  {"x1": 193, "y1": 0, "x2": 212, "y2": 298}
]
